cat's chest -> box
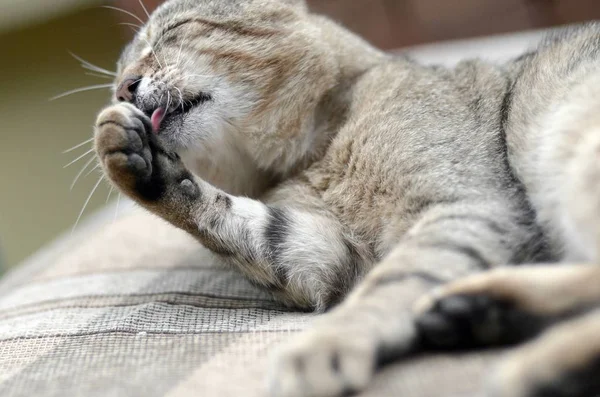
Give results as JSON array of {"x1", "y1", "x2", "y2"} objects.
[
  {"x1": 302, "y1": 105, "x2": 509, "y2": 245},
  {"x1": 303, "y1": 130, "x2": 414, "y2": 241}
]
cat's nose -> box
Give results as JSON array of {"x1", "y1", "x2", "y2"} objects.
[{"x1": 116, "y1": 76, "x2": 141, "y2": 102}]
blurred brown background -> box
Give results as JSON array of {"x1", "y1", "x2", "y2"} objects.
[
  {"x1": 122, "y1": 0, "x2": 600, "y2": 48},
  {"x1": 1, "y1": 0, "x2": 600, "y2": 272}
]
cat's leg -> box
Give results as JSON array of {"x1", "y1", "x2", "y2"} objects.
[
  {"x1": 415, "y1": 264, "x2": 600, "y2": 349},
  {"x1": 94, "y1": 103, "x2": 372, "y2": 310},
  {"x1": 414, "y1": 266, "x2": 600, "y2": 397},
  {"x1": 489, "y1": 308, "x2": 600, "y2": 397},
  {"x1": 269, "y1": 199, "x2": 531, "y2": 397},
  {"x1": 415, "y1": 67, "x2": 600, "y2": 396}
]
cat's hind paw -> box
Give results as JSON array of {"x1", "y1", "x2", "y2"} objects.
[
  {"x1": 414, "y1": 270, "x2": 546, "y2": 350},
  {"x1": 488, "y1": 310, "x2": 600, "y2": 397}
]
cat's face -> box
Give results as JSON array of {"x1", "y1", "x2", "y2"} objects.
[{"x1": 113, "y1": 0, "x2": 337, "y2": 172}]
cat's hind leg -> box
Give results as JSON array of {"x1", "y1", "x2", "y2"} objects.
[
  {"x1": 415, "y1": 264, "x2": 600, "y2": 349},
  {"x1": 415, "y1": 65, "x2": 600, "y2": 395},
  {"x1": 415, "y1": 265, "x2": 600, "y2": 396},
  {"x1": 490, "y1": 308, "x2": 600, "y2": 397}
]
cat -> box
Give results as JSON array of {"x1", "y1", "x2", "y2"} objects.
[{"x1": 93, "y1": 0, "x2": 600, "y2": 396}]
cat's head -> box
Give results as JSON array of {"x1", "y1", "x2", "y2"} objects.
[{"x1": 113, "y1": 0, "x2": 339, "y2": 173}]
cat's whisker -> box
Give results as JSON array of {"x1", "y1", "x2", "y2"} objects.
[
  {"x1": 163, "y1": 67, "x2": 179, "y2": 82},
  {"x1": 138, "y1": 0, "x2": 151, "y2": 20},
  {"x1": 118, "y1": 21, "x2": 142, "y2": 29},
  {"x1": 84, "y1": 163, "x2": 101, "y2": 177},
  {"x1": 63, "y1": 137, "x2": 94, "y2": 154},
  {"x1": 69, "y1": 52, "x2": 117, "y2": 77},
  {"x1": 64, "y1": 148, "x2": 95, "y2": 169},
  {"x1": 80, "y1": 64, "x2": 117, "y2": 77},
  {"x1": 122, "y1": 24, "x2": 142, "y2": 36},
  {"x1": 85, "y1": 72, "x2": 114, "y2": 80},
  {"x1": 106, "y1": 185, "x2": 114, "y2": 204},
  {"x1": 153, "y1": 93, "x2": 162, "y2": 109},
  {"x1": 129, "y1": 26, "x2": 140, "y2": 34},
  {"x1": 50, "y1": 84, "x2": 113, "y2": 101},
  {"x1": 131, "y1": 78, "x2": 144, "y2": 87},
  {"x1": 102, "y1": 5, "x2": 145, "y2": 26},
  {"x1": 72, "y1": 175, "x2": 104, "y2": 235},
  {"x1": 70, "y1": 156, "x2": 96, "y2": 191},
  {"x1": 114, "y1": 193, "x2": 122, "y2": 223},
  {"x1": 119, "y1": 22, "x2": 142, "y2": 35},
  {"x1": 176, "y1": 30, "x2": 190, "y2": 68},
  {"x1": 141, "y1": 37, "x2": 164, "y2": 69},
  {"x1": 174, "y1": 87, "x2": 185, "y2": 112},
  {"x1": 145, "y1": 34, "x2": 169, "y2": 70}
]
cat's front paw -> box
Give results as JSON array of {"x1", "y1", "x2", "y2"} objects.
[
  {"x1": 94, "y1": 103, "x2": 199, "y2": 202},
  {"x1": 269, "y1": 327, "x2": 377, "y2": 397}
]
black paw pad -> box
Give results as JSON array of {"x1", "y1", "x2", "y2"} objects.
[
  {"x1": 127, "y1": 153, "x2": 150, "y2": 176},
  {"x1": 417, "y1": 294, "x2": 543, "y2": 350}
]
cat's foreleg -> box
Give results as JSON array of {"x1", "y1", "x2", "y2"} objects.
[
  {"x1": 94, "y1": 103, "x2": 371, "y2": 310},
  {"x1": 269, "y1": 200, "x2": 527, "y2": 397}
]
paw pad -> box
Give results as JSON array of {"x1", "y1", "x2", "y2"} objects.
[{"x1": 180, "y1": 179, "x2": 200, "y2": 198}]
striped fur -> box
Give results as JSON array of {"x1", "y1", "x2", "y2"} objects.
[{"x1": 93, "y1": 1, "x2": 600, "y2": 396}]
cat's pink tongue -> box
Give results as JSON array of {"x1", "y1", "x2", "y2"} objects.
[{"x1": 151, "y1": 108, "x2": 166, "y2": 133}]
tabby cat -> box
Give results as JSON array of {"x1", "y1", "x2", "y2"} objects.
[{"x1": 93, "y1": 0, "x2": 600, "y2": 396}]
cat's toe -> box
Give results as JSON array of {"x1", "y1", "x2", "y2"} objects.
[
  {"x1": 95, "y1": 103, "x2": 192, "y2": 202},
  {"x1": 269, "y1": 329, "x2": 376, "y2": 397},
  {"x1": 95, "y1": 103, "x2": 153, "y2": 182}
]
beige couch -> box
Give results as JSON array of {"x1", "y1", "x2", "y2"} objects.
[{"x1": 0, "y1": 30, "x2": 546, "y2": 397}]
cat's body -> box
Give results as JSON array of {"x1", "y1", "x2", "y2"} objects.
[{"x1": 94, "y1": 1, "x2": 600, "y2": 396}]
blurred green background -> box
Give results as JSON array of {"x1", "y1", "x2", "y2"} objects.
[{"x1": 0, "y1": 1, "x2": 132, "y2": 270}]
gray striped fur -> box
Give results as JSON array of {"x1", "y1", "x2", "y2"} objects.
[{"x1": 93, "y1": 1, "x2": 600, "y2": 396}]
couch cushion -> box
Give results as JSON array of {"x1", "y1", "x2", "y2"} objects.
[{"x1": 0, "y1": 207, "x2": 504, "y2": 396}]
